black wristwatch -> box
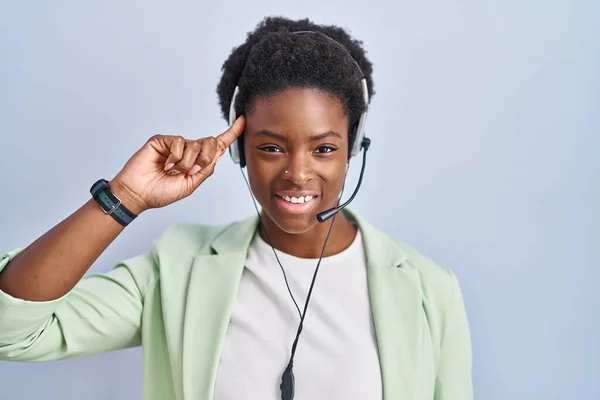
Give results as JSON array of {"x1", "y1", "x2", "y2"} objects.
[{"x1": 90, "y1": 179, "x2": 138, "y2": 227}]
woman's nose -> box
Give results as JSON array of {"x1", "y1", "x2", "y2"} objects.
[{"x1": 282, "y1": 155, "x2": 313, "y2": 185}]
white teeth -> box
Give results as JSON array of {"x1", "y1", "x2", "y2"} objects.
[{"x1": 280, "y1": 195, "x2": 315, "y2": 204}]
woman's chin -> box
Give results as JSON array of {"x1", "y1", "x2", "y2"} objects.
[{"x1": 268, "y1": 212, "x2": 318, "y2": 235}]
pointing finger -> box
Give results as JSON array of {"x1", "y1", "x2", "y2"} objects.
[{"x1": 215, "y1": 115, "x2": 245, "y2": 149}]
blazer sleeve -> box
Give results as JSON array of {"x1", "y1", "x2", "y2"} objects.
[
  {"x1": 0, "y1": 248, "x2": 158, "y2": 362},
  {"x1": 434, "y1": 269, "x2": 474, "y2": 400}
]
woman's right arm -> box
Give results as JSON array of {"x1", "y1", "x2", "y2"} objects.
[
  {"x1": 0, "y1": 184, "x2": 143, "y2": 302},
  {"x1": 0, "y1": 117, "x2": 245, "y2": 361},
  {"x1": 0, "y1": 117, "x2": 245, "y2": 302}
]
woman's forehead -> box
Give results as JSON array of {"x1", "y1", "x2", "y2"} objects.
[{"x1": 246, "y1": 88, "x2": 349, "y2": 135}]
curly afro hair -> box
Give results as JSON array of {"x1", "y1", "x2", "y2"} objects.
[{"x1": 216, "y1": 16, "x2": 375, "y2": 144}]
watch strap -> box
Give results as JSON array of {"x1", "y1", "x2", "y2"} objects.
[{"x1": 90, "y1": 179, "x2": 138, "y2": 227}]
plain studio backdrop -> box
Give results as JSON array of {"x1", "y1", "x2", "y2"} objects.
[{"x1": 0, "y1": 1, "x2": 598, "y2": 399}]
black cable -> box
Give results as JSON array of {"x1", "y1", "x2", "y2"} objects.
[
  {"x1": 239, "y1": 168, "x2": 302, "y2": 319},
  {"x1": 287, "y1": 210, "x2": 336, "y2": 363}
]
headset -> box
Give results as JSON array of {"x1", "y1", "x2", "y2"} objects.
[{"x1": 226, "y1": 30, "x2": 372, "y2": 400}]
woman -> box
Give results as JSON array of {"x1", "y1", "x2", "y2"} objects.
[{"x1": 0, "y1": 16, "x2": 472, "y2": 400}]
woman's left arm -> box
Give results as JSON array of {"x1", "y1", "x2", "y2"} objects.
[{"x1": 434, "y1": 270, "x2": 473, "y2": 400}]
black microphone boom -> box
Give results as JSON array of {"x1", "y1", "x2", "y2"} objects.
[{"x1": 316, "y1": 137, "x2": 371, "y2": 223}]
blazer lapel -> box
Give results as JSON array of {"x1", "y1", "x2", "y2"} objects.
[
  {"x1": 352, "y1": 212, "x2": 424, "y2": 399},
  {"x1": 181, "y1": 217, "x2": 259, "y2": 400}
]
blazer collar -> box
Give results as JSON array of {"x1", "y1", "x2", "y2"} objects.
[
  {"x1": 344, "y1": 210, "x2": 408, "y2": 269},
  {"x1": 209, "y1": 214, "x2": 260, "y2": 255}
]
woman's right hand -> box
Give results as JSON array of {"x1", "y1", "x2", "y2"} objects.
[{"x1": 109, "y1": 116, "x2": 245, "y2": 214}]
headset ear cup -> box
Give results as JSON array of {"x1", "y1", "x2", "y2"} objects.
[{"x1": 350, "y1": 78, "x2": 369, "y2": 157}]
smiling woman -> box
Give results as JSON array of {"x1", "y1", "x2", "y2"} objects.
[
  {"x1": 244, "y1": 89, "x2": 353, "y2": 242},
  {"x1": 0, "y1": 16, "x2": 472, "y2": 400}
]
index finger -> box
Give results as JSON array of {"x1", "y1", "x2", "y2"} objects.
[{"x1": 216, "y1": 115, "x2": 245, "y2": 148}]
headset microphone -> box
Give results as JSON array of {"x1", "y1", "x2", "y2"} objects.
[{"x1": 316, "y1": 137, "x2": 371, "y2": 223}]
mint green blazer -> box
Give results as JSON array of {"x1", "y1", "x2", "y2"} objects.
[{"x1": 0, "y1": 210, "x2": 472, "y2": 399}]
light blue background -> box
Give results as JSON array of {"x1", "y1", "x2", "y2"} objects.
[{"x1": 1, "y1": 1, "x2": 598, "y2": 399}]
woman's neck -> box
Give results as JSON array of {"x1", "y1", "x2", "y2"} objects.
[{"x1": 259, "y1": 212, "x2": 358, "y2": 259}]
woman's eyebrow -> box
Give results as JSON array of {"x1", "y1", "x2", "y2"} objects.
[{"x1": 255, "y1": 129, "x2": 342, "y2": 141}]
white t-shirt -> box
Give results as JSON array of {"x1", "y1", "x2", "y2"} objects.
[{"x1": 213, "y1": 229, "x2": 383, "y2": 399}]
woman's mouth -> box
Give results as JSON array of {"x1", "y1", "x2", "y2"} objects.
[{"x1": 274, "y1": 194, "x2": 319, "y2": 214}]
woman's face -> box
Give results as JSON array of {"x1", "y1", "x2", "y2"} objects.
[{"x1": 244, "y1": 88, "x2": 350, "y2": 234}]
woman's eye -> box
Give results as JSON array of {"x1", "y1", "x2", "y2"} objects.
[
  {"x1": 259, "y1": 145, "x2": 282, "y2": 153},
  {"x1": 315, "y1": 145, "x2": 337, "y2": 154}
]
